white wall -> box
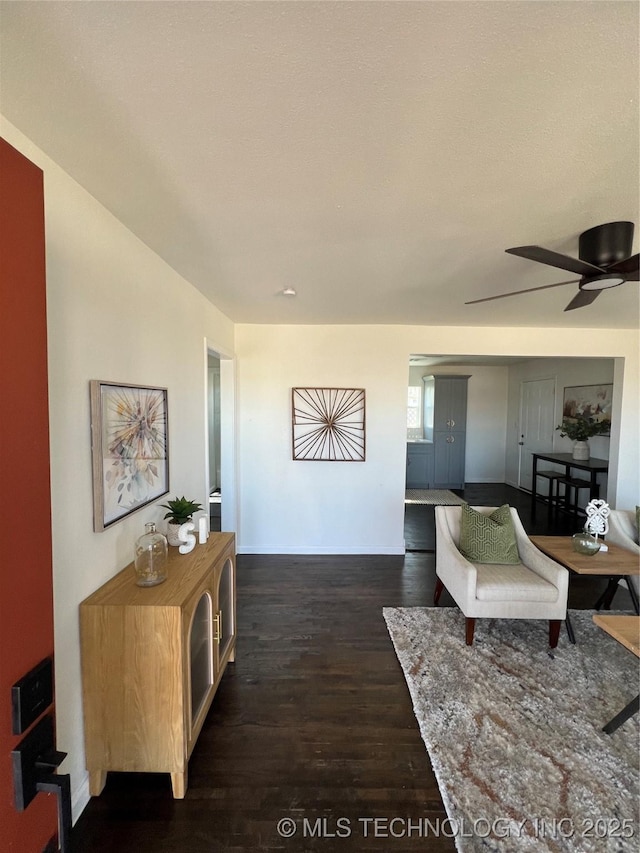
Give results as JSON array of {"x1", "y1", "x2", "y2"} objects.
[
  {"x1": 1, "y1": 120, "x2": 235, "y2": 821},
  {"x1": 235, "y1": 325, "x2": 409, "y2": 554},
  {"x1": 236, "y1": 324, "x2": 639, "y2": 554}
]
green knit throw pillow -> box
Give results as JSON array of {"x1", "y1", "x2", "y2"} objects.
[{"x1": 459, "y1": 504, "x2": 520, "y2": 565}]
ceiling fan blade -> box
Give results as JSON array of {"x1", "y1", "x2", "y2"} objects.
[
  {"x1": 564, "y1": 289, "x2": 602, "y2": 312},
  {"x1": 465, "y1": 279, "x2": 580, "y2": 305},
  {"x1": 506, "y1": 246, "x2": 606, "y2": 277},
  {"x1": 607, "y1": 252, "x2": 639, "y2": 280}
]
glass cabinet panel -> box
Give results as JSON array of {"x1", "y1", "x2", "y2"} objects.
[{"x1": 190, "y1": 592, "x2": 213, "y2": 725}]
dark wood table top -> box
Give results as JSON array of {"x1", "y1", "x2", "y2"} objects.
[{"x1": 532, "y1": 452, "x2": 609, "y2": 473}]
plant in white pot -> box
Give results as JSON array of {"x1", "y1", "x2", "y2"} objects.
[
  {"x1": 160, "y1": 496, "x2": 204, "y2": 546},
  {"x1": 556, "y1": 417, "x2": 609, "y2": 461}
]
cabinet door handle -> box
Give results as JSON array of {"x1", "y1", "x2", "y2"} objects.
[
  {"x1": 213, "y1": 611, "x2": 222, "y2": 642},
  {"x1": 446, "y1": 435, "x2": 455, "y2": 443}
]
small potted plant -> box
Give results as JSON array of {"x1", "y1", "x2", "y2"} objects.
[
  {"x1": 556, "y1": 417, "x2": 609, "y2": 460},
  {"x1": 160, "y1": 495, "x2": 204, "y2": 546}
]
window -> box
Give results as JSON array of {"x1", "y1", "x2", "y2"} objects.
[{"x1": 407, "y1": 386, "x2": 422, "y2": 428}]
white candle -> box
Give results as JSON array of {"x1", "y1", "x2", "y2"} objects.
[{"x1": 198, "y1": 515, "x2": 209, "y2": 544}]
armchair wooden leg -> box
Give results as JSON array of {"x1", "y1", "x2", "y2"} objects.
[
  {"x1": 465, "y1": 618, "x2": 475, "y2": 646},
  {"x1": 549, "y1": 620, "x2": 561, "y2": 649},
  {"x1": 434, "y1": 577, "x2": 444, "y2": 606}
]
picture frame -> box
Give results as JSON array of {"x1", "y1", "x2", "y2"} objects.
[
  {"x1": 90, "y1": 380, "x2": 169, "y2": 531},
  {"x1": 562, "y1": 383, "x2": 612, "y2": 435},
  {"x1": 292, "y1": 387, "x2": 366, "y2": 461}
]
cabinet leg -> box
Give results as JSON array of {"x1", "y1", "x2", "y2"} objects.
[
  {"x1": 89, "y1": 770, "x2": 107, "y2": 796},
  {"x1": 171, "y1": 770, "x2": 187, "y2": 799}
]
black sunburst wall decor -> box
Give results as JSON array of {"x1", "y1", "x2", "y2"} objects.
[{"x1": 291, "y1": 388, "x2": 366, "y2": 461}]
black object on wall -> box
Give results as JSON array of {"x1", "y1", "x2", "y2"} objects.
[{"x1": 12, "y1": 657, "x2": 54, "y2": 735}]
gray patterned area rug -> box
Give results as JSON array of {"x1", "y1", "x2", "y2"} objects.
[
  {"x1": 384, "y1": 607, "x2": 639, "y2": 853},
  {"x1": 405, "y1": 489, "x2": 466, "y2": 505}
]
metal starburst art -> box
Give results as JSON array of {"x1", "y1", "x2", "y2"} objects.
[{"x1": 292, "y1": 388, "x2": 366, "y2": 461}]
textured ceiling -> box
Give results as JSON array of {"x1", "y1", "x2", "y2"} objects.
[{"x1": 1, "y1": 1, "x2": 638, "y2": 327}]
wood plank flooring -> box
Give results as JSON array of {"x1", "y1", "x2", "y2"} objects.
[{"x1": 71, "y1": 484, "x2": 632, "y2": 852}]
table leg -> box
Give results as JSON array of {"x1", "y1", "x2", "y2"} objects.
[
  {"x1": 625, "y1": 576, "x2": 640, "y2": 615},
  {"x1": 594, "y1": 577, "x2": 620, "y2": 611},
  {"x1": 565, "y1": 613, "x2": 576, "y2": 645},
  {"x1": 531, "y1": 456, "x2": 538, "y2": 520},
  {"x1": 602, "y1": 694, "x2": 640, "y2": 734}
]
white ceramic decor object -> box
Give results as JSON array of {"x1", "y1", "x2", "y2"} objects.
[
  {"x1": 584, "y1": 499, "x2": 610, "y2": 550},
  {"x1": 177, "y1": 521, "x2": 196, "y2": 554}
]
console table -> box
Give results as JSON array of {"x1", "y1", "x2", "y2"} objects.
[
  {"x1": 531, "y1": 452, "x2": 608, "y2": 519},
  {"x1": 80, "y1": 533, "x2": 236, "y2": 798}
]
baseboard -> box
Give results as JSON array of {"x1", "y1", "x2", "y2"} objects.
[
  {"x1": 504, "y1": 479, "x2": 523, "y2": 490},
  {"x1": 237, "y1": 544, "x2": 406, "y2": 555},
  {"x1": 71, "y1": 771, "x2": 91, "y2": 825}
]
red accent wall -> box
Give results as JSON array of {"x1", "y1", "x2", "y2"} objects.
[{"x1": 0, "y1": 138, "x2": 57, "y2": 850}]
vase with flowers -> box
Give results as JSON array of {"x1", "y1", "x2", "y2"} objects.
[{"x1": 556, "y1": 417, "x2": 609, "y2": 461}]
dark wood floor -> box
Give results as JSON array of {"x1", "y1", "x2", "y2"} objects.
[{"x1": 71, "y1": 484, "x2": 632, "y2": 852}]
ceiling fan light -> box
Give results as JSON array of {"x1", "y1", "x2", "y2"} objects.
[{"x1": 581, "y1": 275, "x2": 625, "y2": 291}]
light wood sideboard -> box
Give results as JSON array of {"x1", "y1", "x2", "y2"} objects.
[{"x1": 80, "y1": 532, "x2": 236, "y2": 799}]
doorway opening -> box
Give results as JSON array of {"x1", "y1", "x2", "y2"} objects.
[
  {"x1": 207, "y1": 353, "x2": 222, "y2": 531},
  {"x1": 205, "y1": 342, "x2": 237, "y2": 537}
]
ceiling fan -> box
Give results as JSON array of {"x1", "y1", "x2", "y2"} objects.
[{"x1": 466, "y1": 221, "x2": 639, "y2": 311}]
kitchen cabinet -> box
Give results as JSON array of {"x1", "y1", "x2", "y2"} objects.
[
  {"x1": 406, "y1": 442, "x2": 434, "y2": 488},
  {"x1": 423, "y1": 375, "x2": 470, "y2": 489}
]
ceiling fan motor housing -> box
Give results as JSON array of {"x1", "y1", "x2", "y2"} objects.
[{"x1": 579, "y1": 221, "x2": 634, "y2": 266}]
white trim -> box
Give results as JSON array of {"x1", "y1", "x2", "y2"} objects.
[{"x1": 71, "y1": 772, "x2": 91, "y2": 824}]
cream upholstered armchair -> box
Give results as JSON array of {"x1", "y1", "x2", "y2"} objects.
[
  {"x1": 606, "y1": 509, "x2": 639, "y2": 608},
  {"x1": 434, "y1": 505, "x2": 569, "y2": 647}
]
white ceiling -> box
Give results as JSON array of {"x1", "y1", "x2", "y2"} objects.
[{"x1": 1, "y1": 1, "x2": 638, "y2": 328}]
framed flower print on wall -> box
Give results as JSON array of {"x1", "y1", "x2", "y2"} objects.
[{"x1": 90, "y1": 380, "x2": 169, "y2": 531}]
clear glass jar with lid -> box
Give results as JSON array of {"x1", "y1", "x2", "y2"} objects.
[{"x1": 134, "y1": 522, "x2": 169, "y2": 586}]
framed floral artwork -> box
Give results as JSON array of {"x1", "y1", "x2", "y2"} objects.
[
  {"x1": 562, "y1": 383, "x2": 612, "y2": 435},
  {"x1": 90, "y1": 381, "x2": 169, "y2": 531},
  {"x1": 292, "y1": 387, "x2": 366, "y2": 461}
]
